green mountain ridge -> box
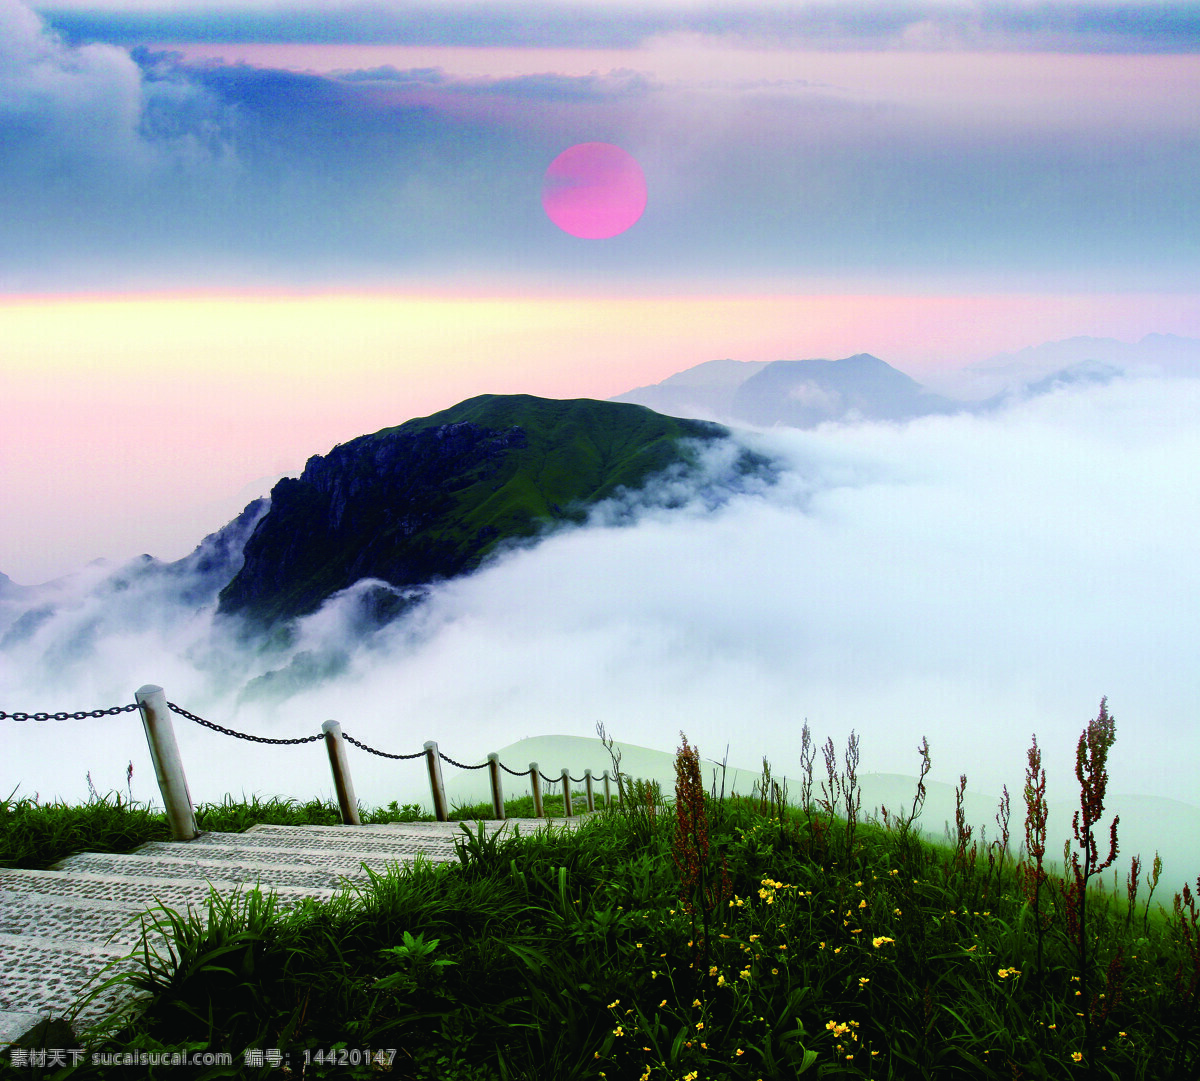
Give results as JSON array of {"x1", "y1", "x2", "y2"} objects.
[{"x1": 218, "y1": 394, "x2": 732, "y2": 627}]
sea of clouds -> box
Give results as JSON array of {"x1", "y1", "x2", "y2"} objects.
[{"x1": 3, "y1": 372, "x2": 1198, "y2": 886}]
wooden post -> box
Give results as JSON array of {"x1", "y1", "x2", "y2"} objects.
[
  {"x1": 322, "y1": 721, "x2": 360, "y2": 825},
  {"x1": 561, "y1": 768, "x2": 573, "y2": 818},
  {"x1": 134, "y1": 685, "x2": 197, "y2": 842},
  {"x1": 529, "y1": 763, "x2": 543, "y2": 818},
  {"x1": 584, "y1": 769, "x2": 595, "y2": 812},
  {"x1": 487, "y1": 753, "x2": 505, "y2": 820},
  {"x1": 603, "y1": 770, "x2": 612, "y2": 810},
  {"x1": 424, "y1": 741, "x2": 449, "y2": 822}
]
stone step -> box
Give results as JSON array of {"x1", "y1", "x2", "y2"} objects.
[{"x1": 1, "y1": 817, "x2": 590, "y2": 1055}]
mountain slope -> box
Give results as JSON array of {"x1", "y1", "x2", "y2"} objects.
[{"x1": 218, "y1": 394, "x2": 728, "y2": 626}]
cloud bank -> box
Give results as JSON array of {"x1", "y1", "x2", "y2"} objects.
[{"x1": 2, "y1": 372, "x2": 1198, "y2": 885}]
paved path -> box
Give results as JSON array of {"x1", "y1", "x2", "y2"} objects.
[{"x1": 0, "y1": 818, "x2": 584, "y2": 1050}]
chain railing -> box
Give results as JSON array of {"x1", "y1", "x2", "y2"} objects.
[
  {"x1": 0, "y1": 704, "x2": 139, "y2": 722},
  {"x1": 3, "y1": 686, "x2": 613, "y2": 836}
]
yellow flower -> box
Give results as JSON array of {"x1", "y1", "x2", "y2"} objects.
[
  {"x1": 872, "y1": 936, "x2": 895, "y2": 948},
  {"x1": 607, "y1": 999, "x2": 620, "y2": 1008},
  {"x1": 859, "y1": 977, "x2": 870, "y2": 987},
  {"x1": 709, "y1": 965, "x2": 719, "y2": 976},
  {"x1": 717, "y1": 975, "x2": 727, "y2": 987},
  {"x1": 1072, "y1": 1052, "x2": 1083, "y2": 1063},
  {"x1": 696, "y1": 1022, "x2": 705, "y2": 1031},
  {"x1": 659, "y1": 999, "x2": 667, "y2": 1008},
  {"x1": 894, "y1": 908, "x2": 902, "y2": 916},
  {"x1": 735, "y1": 1049, "x2": 744, "y2": 1056},
  {"x1": 612, "y1": 1026, "x2": 624, "y2": 1037},
  {"x1": 693, "y1": 998, "x2": 702, "y2": 1007}
]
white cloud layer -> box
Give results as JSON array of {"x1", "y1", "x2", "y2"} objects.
[{"x1": 2, "y1": 373, "x2": 1198, "y2": 886}]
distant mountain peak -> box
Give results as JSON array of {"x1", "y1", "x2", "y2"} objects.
[{"x1": 614, "y1": 353, "x2": 957, "y2": 428}]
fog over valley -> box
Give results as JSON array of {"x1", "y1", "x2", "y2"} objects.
[{"x1": 2, "y1": 368, "x2": 1198, "y2": 889}]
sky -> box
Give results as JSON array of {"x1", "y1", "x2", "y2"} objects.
[
  {"x1": 4, "y1": 0, "x2": 1200, "y2": 583},
  {"x1": 2, "y1": 2, "x2": 1200, "y2": 878}
]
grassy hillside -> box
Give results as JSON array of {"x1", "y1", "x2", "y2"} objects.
[
  {"x1": 389, "y1": 394, "x2": 727, "y2": 555},
  {"x1": 4, "y1": 736, "x2": 1198, "y2": 1080}
]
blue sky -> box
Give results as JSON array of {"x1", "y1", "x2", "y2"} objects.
[{"x1": 3, "y1": 0, "x2": 1199, "y2": 293}]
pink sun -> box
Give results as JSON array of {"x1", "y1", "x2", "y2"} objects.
[{"x1": 542, "y1": 142, "x2": 647, "y2": 239}]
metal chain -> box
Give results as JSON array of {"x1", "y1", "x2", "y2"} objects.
[
  {"x1": 2, "y1": 703, "x2": 599, "y2": 788},
  {"x1": 438, "y1": 751, "x2": 488, "y2": 771},
  {"x1": 340, "y1": 733, "x2": 424, "y2": 760},
  {"x1": 167, "y1": 702, "x2": 324, "y2": 746},
  {"x1": 0, "y1": 704, "x2": 138, "y2": 722}
]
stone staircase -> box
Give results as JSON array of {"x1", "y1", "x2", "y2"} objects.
[{"x1": 1, "y1": 818, "x2": 573, "y2": 1050}]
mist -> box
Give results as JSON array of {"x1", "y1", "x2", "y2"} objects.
[{"x1": 3, "y1": 372, "x2": 1198, "y2": 887}]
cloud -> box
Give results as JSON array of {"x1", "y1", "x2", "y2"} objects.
[
  {"x1": 3, "y1": 372, "x2": 1198, "y2": 893},
  {"x1": 0, "y1": 1, "x2": 241, "y2": 288}
]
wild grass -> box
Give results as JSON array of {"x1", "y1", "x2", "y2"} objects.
[{"x1": 3, "y1": 701, "x2": 1198, "y2": 1080}]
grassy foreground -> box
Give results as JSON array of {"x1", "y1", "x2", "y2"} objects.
[{"x1": 1, "y1": 706, "x2": 1198, "y2": 1080}]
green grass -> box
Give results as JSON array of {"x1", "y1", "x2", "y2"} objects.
[
  {"x1": 0, "y1": 786, "x2": 602, "y2": 871},
  {"x1": 3, "y1": 722, "x2": 1198, "y2": 1081}
]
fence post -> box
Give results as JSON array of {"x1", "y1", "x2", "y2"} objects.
[
  {"x1": 584, "y1": 769, "x2": 595, "y2": 812},
  {"x1": 561, "y1": 768, "x2": 573, "y2": 818},
  {"x1": 134, "y1": 685, "x2": 197, "y2": 842},
  {"x1": 425, "y1": 741, "x2": 449, "y2": 822},
  {"x1": 603, "y1": 770, "x2": 612, "y2": 810},
  {"x1": 529, "y1": 763, "x2": 543, "y2": 818},
  {"x1": 487, "y1": 753, "x2": 505, "y2": 821},
  {"x1": 322, "y1": 721, "x2": 361, "y2": 825}
]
